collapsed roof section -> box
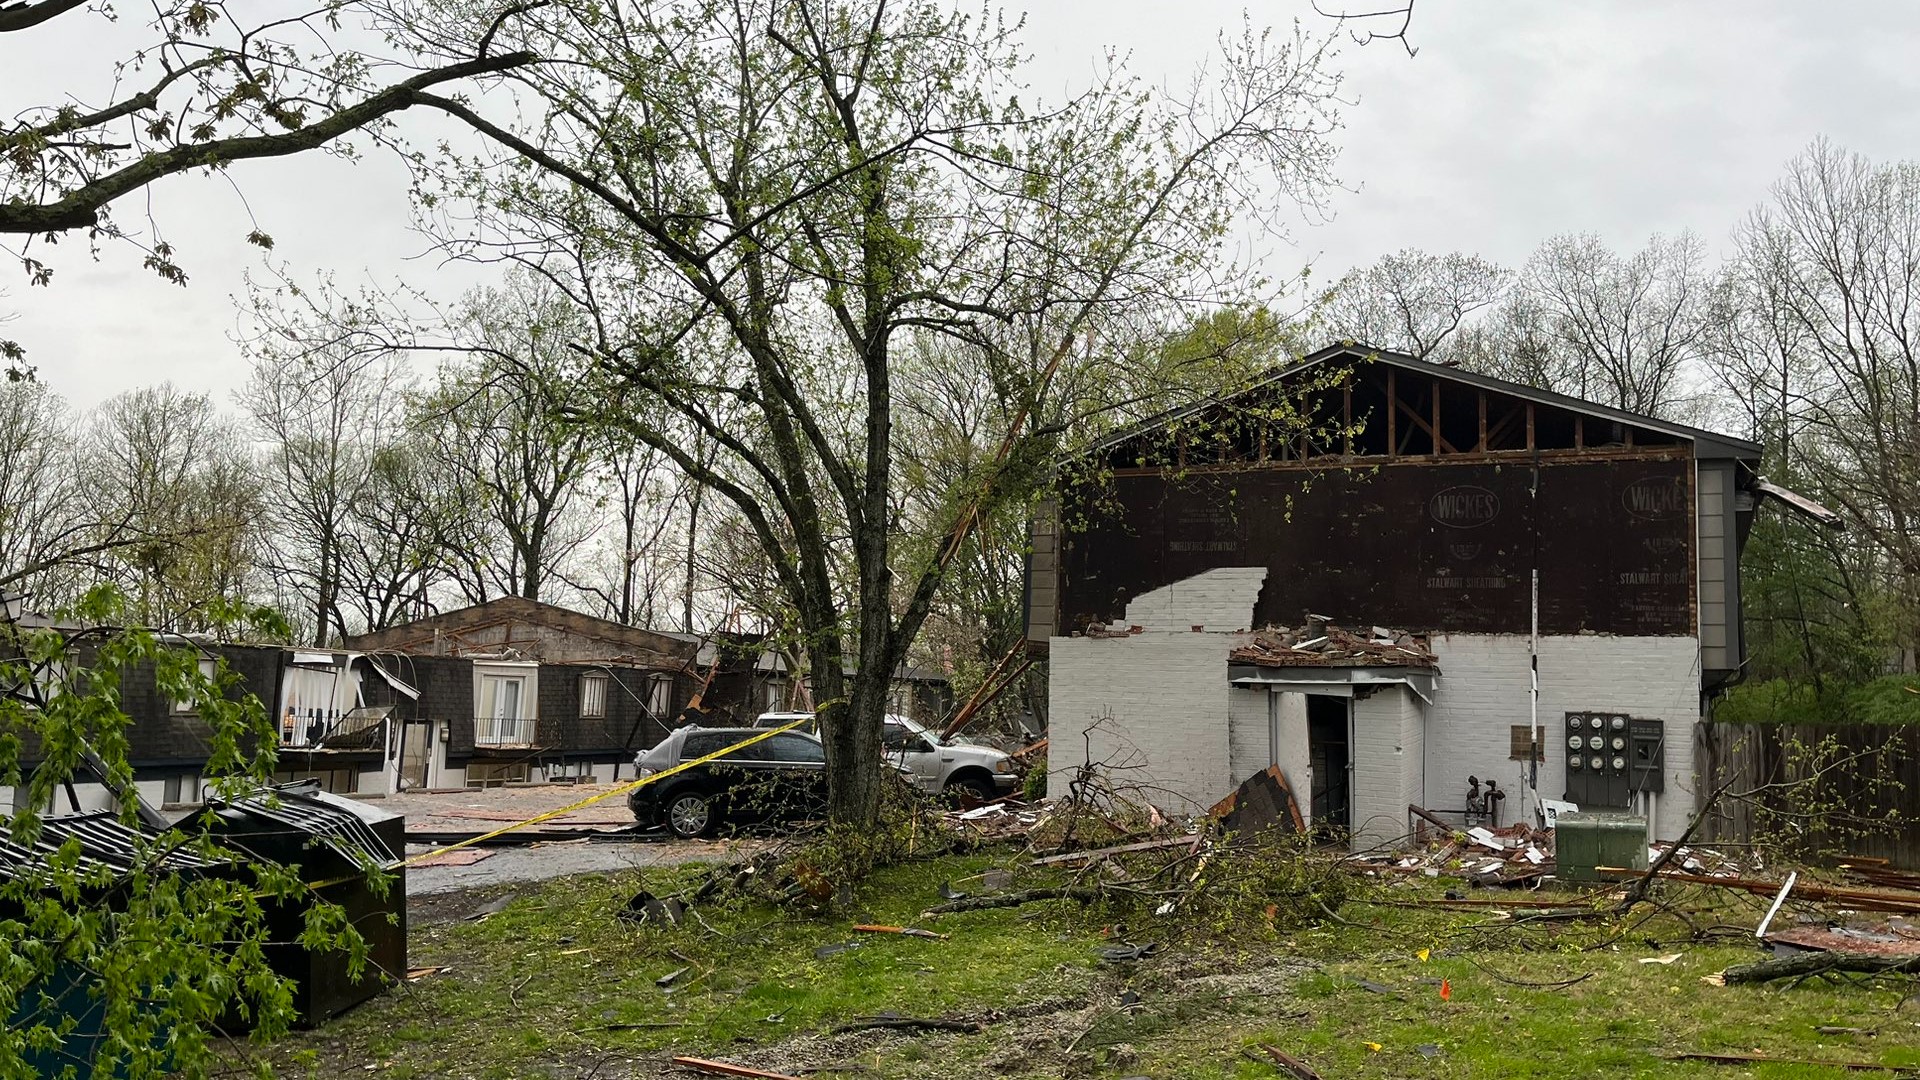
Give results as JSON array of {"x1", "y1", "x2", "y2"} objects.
[
  {"x1": 1229, "y1": 623, "x2": 1438, "y2": 670},
  {"x1": 1227, "y1": 622, "x2": 1440, "y2": 705}
]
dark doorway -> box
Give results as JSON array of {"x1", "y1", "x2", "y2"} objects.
[{"x1": 1306, "y1": 694, "x2": 1350, "y2": 835}]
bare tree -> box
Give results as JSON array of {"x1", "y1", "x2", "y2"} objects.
[
  {"x1": 339, "y1": 433, "x2": 486, "y2": 632},
  {"x1": 1721, "y1": 139, "x2": 1920, "y2": 652},
  {"x1": 377, "y1": 0, "x2": 1348, "y2": 826},
  {"x1": 568, "y1": 432, "x2": 691, "y2": 628},
  {"x1": 1321, "y1": 248, "x2": 1509, "y2": 360},
  {"x1": 82, "y1": 385, "x2": 261, "y2": 629},
  {"x1": 0, "y1": 382, "x2": 84, "y2": 599},
  {"x1": 412, "y1": 275, "x2": 600, "y2": 604},
  {"x1": 239, "y1": 344, "x2": 410, "y2": 645},
  {"x1": 1516, "y1": 232, "x2": 1710, "y2": 416}
]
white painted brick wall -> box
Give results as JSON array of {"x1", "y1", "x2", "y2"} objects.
[
  {"x1": 1123, "y1": 567, "x2": 1268, "y2": 631},
  {"x1": 1047, "y1": 631, "x2": 1247, "y2": 814},
  {"x1": 1350, "y1": 687, "x2": 1424, "y2": 849},
  {"x1": 1226, "y1": 686, "x2": 1268, "y2": 785},
  {"x1": 1225, "y1": 688, "x2": 1314, "y2": 826},
  {"x1": 1426, "y1": 634, "x2": 1700, "y2": 839}
]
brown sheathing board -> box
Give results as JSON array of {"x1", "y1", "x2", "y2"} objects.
[{"x1": 1059, "y1": 456, "x2": 1696, "y2": 637}]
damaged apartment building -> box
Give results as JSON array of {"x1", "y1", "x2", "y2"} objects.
[{"x1": 1029, "y1": 344, "x2": 1832, "y2": 846}]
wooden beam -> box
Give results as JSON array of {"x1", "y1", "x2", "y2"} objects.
[
  {"x1": 1342, "y1": 382, "x2": 1353, "y2": 457},
  {"x1": 1394, "y1": 388, "x2": 1452, "y2": 455},
  {"x1": 1386, "y1": 368, "x2": 1397, "y2": 458},
  {"x1": 1525, "y1": 403, "x2": 1536, "y2": 451},
  {"x1": 1485, "y1": 404, "x2": 1523, "y2": 449},
  {"x1": 1431, "y1": 379, "x2": 1443, "y2": 455},
  {"x1": 1574, "y1": 415, "x2": 1584, "y2": 450},
  {"x1": 1477, "y1": 390, "x2": 1488, "y2": 452}
]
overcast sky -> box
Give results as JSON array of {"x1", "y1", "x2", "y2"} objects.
[{"x1": 5, "y1": 1, "x2": 1919, "y2": 413}]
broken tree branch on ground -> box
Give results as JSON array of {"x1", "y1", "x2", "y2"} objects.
[{"x1": 1716, "y1": 951, "x2": 1920, "y2": 985}]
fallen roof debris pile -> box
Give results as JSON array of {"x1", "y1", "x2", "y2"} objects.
[
  {"x1": 1231, "y1": 623, "x2": 1437, "y2": 669},
  {"x1": 1361, "y1": 806, "x2": 1553, "y2": 888}
]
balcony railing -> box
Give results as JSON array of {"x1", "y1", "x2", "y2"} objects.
[
  {"x1": 279, "y1": 706, "x2": 393, "y2": 750},
  {"x1": 474, "y1": 715, "x2": 540, "y2": 747}
]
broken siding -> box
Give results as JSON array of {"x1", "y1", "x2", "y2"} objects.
[
  {"x1": 1060, "y1": 458, "x2": 1695, "y2": 636},
  {"x1": 1695, "y1": 459, "x2": 1742, "y2": 678}
]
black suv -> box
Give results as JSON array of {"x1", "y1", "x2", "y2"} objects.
[{"x1": 628, "y1": 726, "x2": 827, "y2": 838}]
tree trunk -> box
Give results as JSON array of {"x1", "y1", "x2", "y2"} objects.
[{"x1": 683, "y1": 473, "x2": 703, "y2": 634}]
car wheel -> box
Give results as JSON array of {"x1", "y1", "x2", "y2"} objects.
[
  {"x1": 945, "y1": 772, "x2": 995, "y2": 804},
  {"x1": 664, "y1": 791, "x2": 714, "y2": 838}
]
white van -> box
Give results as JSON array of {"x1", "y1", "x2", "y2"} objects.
[{"x1": 754, "y1": 711, "x2": 1019, "y2": 801}]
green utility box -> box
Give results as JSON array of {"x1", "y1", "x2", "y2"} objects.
[{"x1": 1555, "y1": 812, "x2": 1648, "y2": 883}]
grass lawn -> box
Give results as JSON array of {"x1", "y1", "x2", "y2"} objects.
[{"x1": 257, "y1": 852, "x2": 1920, "y2": 1079}]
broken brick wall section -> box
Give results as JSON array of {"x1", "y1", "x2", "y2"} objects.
[{"x1": 1047, "y1": 567, "x2": 1267, "y2": 814}]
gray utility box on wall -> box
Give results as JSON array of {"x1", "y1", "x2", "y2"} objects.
[{"x1": 1563, "y1": 712, "x2": 1664, "y2": 808}]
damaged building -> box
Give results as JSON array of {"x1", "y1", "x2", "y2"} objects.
[{"x1": 1028, "y1": 344, "x2": 1831, "y2": 845}]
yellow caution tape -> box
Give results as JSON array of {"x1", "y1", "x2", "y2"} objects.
[
  {"x1": 394, "y1": 715, "x2": 815, "y2": 868},
  {"x1": 299, "y1": 717, "x2": 816, "y2": 891}
]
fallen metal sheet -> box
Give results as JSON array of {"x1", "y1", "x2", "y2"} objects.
[{"x1": 1765, "y1": 925, "x2": 1920, "y2": 958}]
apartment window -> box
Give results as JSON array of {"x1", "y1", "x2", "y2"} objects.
[
  {"x1": 171, "y1": 657, "x2": 219, "y2": 714},
  {"x1": 474, "y1": 663, "x2": 537, "y2": 746},
  {"x1": 480, "y1": 673, "x2": 525, "y2": 721},
  {"x1": 581, "y1": 673, "x2": 609, "y2": 718},
  {"x1": 647, "y1": 674, "x2": 672, "y2": 718}
]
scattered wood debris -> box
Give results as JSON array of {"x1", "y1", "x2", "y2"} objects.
[
  {"x1": 1594, "y1": 867, "x2": 1920, "y2": 915},
  {"x1": 1365, "y1": 809, "x2": 1552, "y2": 886},
  {"x1": 1253, "y1": 1042, "x2": 1325, "y2": 1080},
  {"x1": 851, "y1": 924, "x2": 947, "y2": 939},
  {"x1": 1230, "y1": 623, "x2": 1437, "y2": 669},
  {"x1": 670, "y1": 1056, "x2": 801, "y2": 1080},
  {"x1": 1658, "y1": 1050, "x2": 1909, "y2": 1072}
]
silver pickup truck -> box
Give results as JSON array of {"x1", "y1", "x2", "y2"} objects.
[{"x1": 753, "y1": 711, "x2": 1019, "y2": 801}]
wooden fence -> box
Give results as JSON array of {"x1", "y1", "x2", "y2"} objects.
[{"x1": 1693, "y1": 722, "x2": 1920, "y2": 869}]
